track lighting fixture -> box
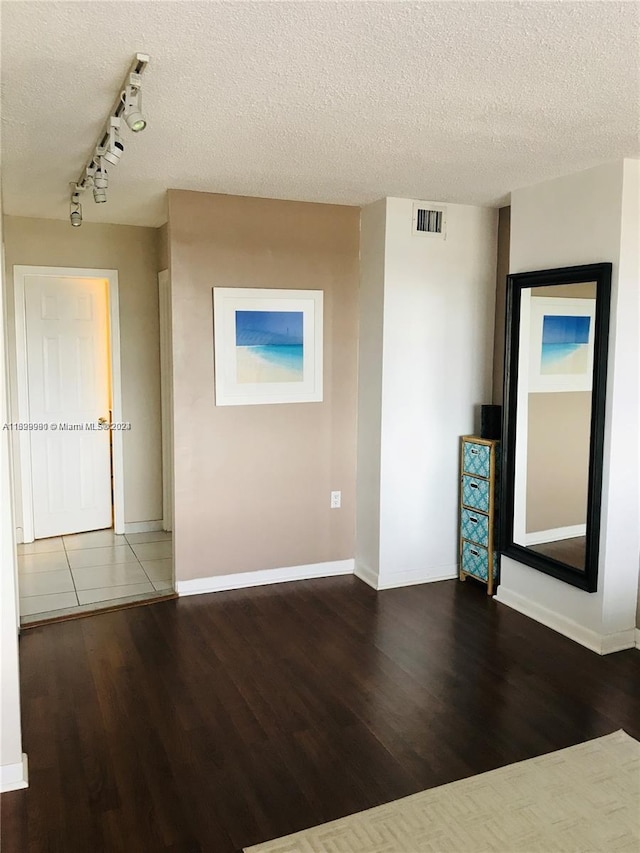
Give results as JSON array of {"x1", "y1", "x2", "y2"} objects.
[
  {"x1": 122, "y1": 73, "x2": 147, "y2": 132},
  {"x1": 68, "y1": 53, "x2": 149, "y2": 225},
  {"x1": 70, "y1": 192, "x2": 82, "y2": 227}
]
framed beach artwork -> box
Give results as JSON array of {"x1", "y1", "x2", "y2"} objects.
[
  {"x1": 528, "y1": 296, "x2": 596, "y2": 393},
  {"x1": 212, "y1": 287, "x2": 323, "y2": 406}
]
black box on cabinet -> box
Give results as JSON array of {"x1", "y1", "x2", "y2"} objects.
[{"x1": 480, "y1": 405, "x2": 502, "y2": 440}]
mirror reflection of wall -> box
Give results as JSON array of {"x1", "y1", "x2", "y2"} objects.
[{"x1": 514, "y1": 282, "x2": 597, "y2": 572}]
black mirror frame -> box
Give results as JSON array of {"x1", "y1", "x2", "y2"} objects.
[{"x1": 501, "y1": 262, "x2": 612, "y2": 592}]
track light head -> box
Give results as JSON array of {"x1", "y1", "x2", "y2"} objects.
[
  {"x1": 70, "y1": 193, "x2": 82, "y2": 227},
  {"x1": 94, "y1": 159, "x2": 108, "y2": 189},
  {"x1": 93, "y1": 157, "x2": 108, "y2": 202},
  {"x1": 126, "y1": 113, "x2": 146, "y2": 133},
  {"x1": 124, "y1": 95, "x2": 146, "y2": 132},
  {"x1": 104, "y1": 138, "x2": 124, "y2": 165},
  {"x1": 123, "y1": 73, "x2": 147, "y2": 132},
  {"x1": 79, "y1": 164, "x2": 106, "y2": 203},
  {"x1": 103, "y1": 116, "x2": 124, "y2": 166}
]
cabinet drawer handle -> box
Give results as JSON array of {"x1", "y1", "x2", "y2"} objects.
[
  {"x1": 470, "y1": 548, "x2": 480, "y2": 556},
  {"x1": 470, "y1": 448, "x2": 479, "y2": 455},
  {"x1": 469, "y1": 516, "x2": 478, "y2": 524},
  {"x1": 470, "y1": 483, "x2": 479, "y2": 490}
]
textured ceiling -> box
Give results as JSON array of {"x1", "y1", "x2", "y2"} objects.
[{"x1": 1, "y1": 1, "x2": 639, "y2": 227}]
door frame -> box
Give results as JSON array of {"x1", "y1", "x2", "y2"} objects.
[
  {"x1": 158, "y1": 270, "x2": 173, "y2": 532},
  {"x1": 12, "y1": 265, "x2": 125, "y2": 541}
]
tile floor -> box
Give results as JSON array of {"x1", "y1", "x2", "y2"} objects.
[{"x1": 18, "y1": 529, "x2": 173, "y2": 624}]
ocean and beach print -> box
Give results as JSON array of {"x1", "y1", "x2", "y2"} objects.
[
  {"x1": 235, "y1": 310, "x2": 304, "y2": 383},
  {"x1": 540, "y1": 314, "x2": 591, "y2": 376}
]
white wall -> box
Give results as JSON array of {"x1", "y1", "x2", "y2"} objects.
[
  {"x1": 355, "y1": 200, "x2": 386, "y2": 583},
  {"x1": 357, "y1": 197, "x2": 498, "y2": 588},
  {"x1": 497, "y1": 160, "x2": 640, "y2": 653},
  {"x1": 0, "y1": 197, "x2": 28, "y2": 791},
  {"x1": 601, "y1": 159, "x2": 640, "y2": 637}
]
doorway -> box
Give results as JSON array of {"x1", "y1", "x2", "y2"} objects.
[
  {"x1": 13, "y1": 266, "x2": 125, "y2": 541},
  {"x1": 12, "y1": 266, "x2": 174, "y2": 624}
]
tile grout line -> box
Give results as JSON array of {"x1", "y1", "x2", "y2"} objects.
[
  {"x1": 131, "y1": 547, "x2": 174, "y2": 593},
  {"x1": 129, "y1": 543, "x2": 157, "y2": 587},
  {"x1": 126, "y1": 535, "x2": 174, "y2": 591},
  {"x1": 62, "y1": 536, "x2": 81, "y2": 607}
]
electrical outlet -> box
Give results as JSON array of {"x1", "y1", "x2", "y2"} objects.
[{"x1": 330, "y1": 490, "x2": 341, "y2": 509}]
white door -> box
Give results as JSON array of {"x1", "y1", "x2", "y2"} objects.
[{"x1": 24, "y1": 275, "x2": 112, "y2": 538}]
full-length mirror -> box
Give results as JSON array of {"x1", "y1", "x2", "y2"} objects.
[{"x1": 501, "y1": 263, "x2": 612, "y2": 591}]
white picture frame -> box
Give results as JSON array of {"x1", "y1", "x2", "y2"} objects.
[
  {"x1": 212, "y1": 287, "x2": 323, "y2": 406},
  {"x1": 528, "y1": 296, "x2": 596, "y2": 393}
]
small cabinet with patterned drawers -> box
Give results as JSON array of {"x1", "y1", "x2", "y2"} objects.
[{"x1": 459, "y1": 436, "x2": 500, "y2": 595}]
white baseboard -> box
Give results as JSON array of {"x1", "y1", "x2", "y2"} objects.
[
  {"x1": 354, "y1": 563, "x2": 457, "y2": 591},
  {"x1": 495, "y1": 588, "x2": 636, "y2": 655},
  {"x1": 378, "y1": 566, "x2": 458, "y2": 590},
  {"x1": 1, "y1": 754, "x2": 28, "y2": 792},
  {"x1": 524, "y1": 524, "x2": 586, "y2": 546},
  {"x1": 176, "y1": 559, "x2": 355, "y2": 596},
  {"x1": 600, "y1": 629, "x2": 638, "y2": 655},
  {"x1": 354, "y1": 562, "x2": 379, "y2": 589},
  {"x1": 124, "y1": 520, "x2": 164, "y2": 534}
]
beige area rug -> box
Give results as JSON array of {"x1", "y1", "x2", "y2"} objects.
[{"x1": 245, "y1": 730, "x2": 640, "y2": 853}]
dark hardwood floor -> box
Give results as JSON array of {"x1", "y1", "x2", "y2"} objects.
[{"x1": 2, "y1": 576, "x2": 639, "y2": 852}]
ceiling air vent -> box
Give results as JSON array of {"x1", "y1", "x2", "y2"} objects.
[{"x1": 412, "y1": 203, "x2": 446, "y2": 239}]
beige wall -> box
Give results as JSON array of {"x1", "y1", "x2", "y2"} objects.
[
  {"x1": 526, "y1": 391, "x2": 591, "y2": 532},
  {"x1": 3, "y1": 215, "x2": 163, "y2": 526},
  {"x1": 168, "y1": 190, "x2": 359, "y2": 581},
  {"x1": 492, "y1": 205, "x2": 510, "y2": 403},
  {"x1": 157, "y1": 222, "x2": 169, "y2": 271},
  {"x1": 533, "y1": 283, "x2": 596, "y2": 299}
]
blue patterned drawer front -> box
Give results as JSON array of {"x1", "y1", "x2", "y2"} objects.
[
  {"x1": 460, "y1": 508, "x2": 489, "y2": 547},
  {"x1": 462, "y1": 475, "x2": 490, "y2": 512},
  {"x1": 461, "y1": 540, "x2": 490, "y2": 581},
  {"x1": 463, "y1": 441, "x2": 491, "y2": 479},
  {"x1": 461, "y1": 541, "x2": 498, "y2": 581}
]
